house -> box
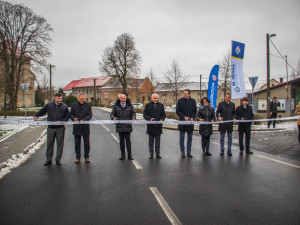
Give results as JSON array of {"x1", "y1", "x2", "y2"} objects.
[
  {"x1": 98, "y1": 77, "x2": 154, "y2": 105},
  {"x1": 253, "y1": 77, "x2": 300, "y2": 116},
  {"x1": 62, "y1": 76, "x2": 112, "y2": 103},
  {"x1": 62, "y1": 80, "x2": 81, "y2": 96},
  {"x1": 154, "y1": 82, "x2": 208, "y2": 105},
  {"x1": 0, "y1": 41, "x2": 35, "y2": 108}
]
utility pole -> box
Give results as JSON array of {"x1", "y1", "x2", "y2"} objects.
[
  {"x1": 266, "y1": 33, "x2": 276, "y2": 117},
  {"x1": 49, "y1": 64, "x2": 55, "y2": 101},
  {"x1": 285, "y1": 55, "x2": 289, "y2": 99},
  {"x1": 199, "y1": 74, "x2": 202, "y2": 103},
  {"x1": 93, "y1": 78, "x2": 97, "y2": 104}
]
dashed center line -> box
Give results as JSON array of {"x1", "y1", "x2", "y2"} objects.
[
  {"x1": 111, "y1": 134, "x2": 119, "y2": 143},
  {"x1": 132, "y1": 160, "x2": 142, "y2": 170},
  {"x1": 100, "y1": 124, "x2": 110, "y2": 132},
  {"x1": 150, "y1": 187, "x2": 182, "y2": 225}
]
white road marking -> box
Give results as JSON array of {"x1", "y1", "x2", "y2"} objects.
[
  {"x1": 150, "y1": 187, "x2": 182, "y2": 225},
  {"x1": 132, "y1": 159, "x2": 143, "y2": 170},
  {"x1": 100, "y1": 124, "x2": 110, "y2": 132},
  {"x1": 257, "y1": 155, "x2": 300, "y2": 169},
  {"x1": 111, "y1": 134, "x2": 119, "y2": 143}
]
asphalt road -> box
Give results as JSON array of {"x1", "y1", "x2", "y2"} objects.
[{"x1": 0, "y1": 108, "x2": 300, "y2": 225}]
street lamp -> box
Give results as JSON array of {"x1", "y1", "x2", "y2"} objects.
[{"x1": 266, "y1": 33, "x2": 276, "y2": 117}]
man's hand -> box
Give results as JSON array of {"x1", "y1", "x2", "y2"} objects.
[
  {"x1": 190, "y1": 118, "x2": 194, "y2": 121},
  {"x1": 184, "y1": 117, "x2": 189, "y2": 121},
  {"x1": 242, "y1": 118, "x2": 245, "y2": 120},
  {"x1": 151, "y1": 118, "x2": 155, "y2": 121},
  {"x1": 218, "y1": 117, "x2": 223, "y2": 121},
  {"x1": 34, "y1": 117, "x2": 38, "y2": 121},
  {"x1": 74, "y1": 118, "x2": 78, "y2": 121},
  {"x1": 113, "y1": 117, "x2": 117, "y2": 120},
  {"x1": 270, "y1": 112, "x2": 273, "y2": 115},
  {"x1": 199, "y1": 119, "x2": 204, "y2": 121}
]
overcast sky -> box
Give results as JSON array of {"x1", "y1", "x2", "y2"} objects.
[{"x1": 7, "y1": 0, "x2": 300, "y2": 89}]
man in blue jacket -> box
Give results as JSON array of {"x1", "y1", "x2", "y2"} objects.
[
  {"x1": 34, "y1": 93, "x2": 70, "y2": 166},
  {"x1": 176, "y1": 89, "x2": 197, "y2": 158}
]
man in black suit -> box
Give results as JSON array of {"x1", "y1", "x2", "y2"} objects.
[
  {"x1": 176, "y1": 89, "x2": 197, "y2": 158},
  {"x1": 143, "y1": 93, "x2": 166, "y2": 159},
  {"x1": 268, "y1": 97, "x2": 280, "y2": 128},
  {"x1": 70, "y1": 94, "x2": 92, "y2": 163}
]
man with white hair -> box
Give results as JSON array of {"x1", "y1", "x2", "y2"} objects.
[
  {"x1": 110, "y1": 94, "x2": 136, "y2": 160},
  {"x1": 143, "y1": 93, "x2": 166, "y2": 159}
]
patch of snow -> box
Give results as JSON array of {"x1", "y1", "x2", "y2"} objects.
[
  {"x1": 0, "y1": 129, "x2": 47, "y2": 179},
  {"x1": 0, "y1": 123, "x2": 29, "y2": 142}
]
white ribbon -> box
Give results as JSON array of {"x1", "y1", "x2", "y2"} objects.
[{"x1": 0, "y1": 116, "x2": 299, "y2": 126}]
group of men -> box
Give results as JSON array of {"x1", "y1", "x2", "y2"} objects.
[{"x1": 34, "y1": 90, "x2": 278, "y2": 166}]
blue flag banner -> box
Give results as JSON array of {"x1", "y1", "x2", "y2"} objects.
[
  {"x1": 231, "y1": 40, "x2": 246, "y2": 99},
  {"x1": 207, "y1": 65, "x2": 219, "y2": 110}
]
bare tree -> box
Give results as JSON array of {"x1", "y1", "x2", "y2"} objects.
[
  {"x1": 99, "y1": 33, "x2": 142, "y2": 96},
  {"x1": 163, "y1": 59, "x2": 190, "y2": 103},
  {"x1": 147, "y1": 68, "x2": 157, "y2": 94},
  {"x1": 218, "y1": 50, "x2": 231, "y2": 100},
  {"x1": 0, "y1": 1, "x2": 53, "y2": 110}
]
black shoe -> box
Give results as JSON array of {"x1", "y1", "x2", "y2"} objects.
[
  {"x1": 56, "y1": 161, "x2": 61, "y2": 165},
  {"x1": 119, "y1": 154, "x2": 125, "y2": 160},
  {"x1": 227, "y1": 151, "x2": 232, "y2": 156},
  {"x1": 128, "y1": 155, "x2": 134, "y2": 160},
  {"x1": 181, "y1": 153, "x2": 186, "y2": 158},
  {"x1": 202, "y1": 152, "x2": 206, "y2": 156},
  {"x1": 187, "y1": 153, "x2": 193, "y2": 158},
  {"x1": 44, "y1": 161, "x2": 51, "y2": 166},
  {"x1": 240, "y1": 150, "x2": 244, "y2": 155},
  {"x1": 149, "y1": 154, "x2": 153, "y2": 159},
  {"x1": 220, "y1": 151, "x2": 224, "y2": 156},
  {"x1": 206, "y1": 152, "x2": 212, "y2": 156},
  {"x1": 246, "y1": 150, "x2": 253, "y2": 155},
  {"x1": 156, "y1": 154, "x2": 162, "y2": 159}
]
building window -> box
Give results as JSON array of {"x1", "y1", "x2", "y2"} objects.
[
  {"x1": 162, "y1": 93, "x2": 167, "y2": 96},
  {"x1": 174, "y1": 99, "x2": 176, "y2": 104},
  {"x1": 163, "y1": 99, "x2": 167, "y2": 104}
]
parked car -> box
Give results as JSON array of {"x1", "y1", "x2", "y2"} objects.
[
  {"x1": 132, "y1": 103, "x2": 143, "y2": 108},
  {"x1": 110, "y1": 101, "x2": 115, "y2": 106}
]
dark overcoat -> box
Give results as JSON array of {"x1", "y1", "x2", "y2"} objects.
[
  {"x1": 235, "y1": 105, "x2": 254, "y2": 133},
  {"x1": 70, "y1": 101, "x2": 92, "y2": 136},
  {"x1": 216, "y1": 101, "x2": 235, "y2": 133},
  {"x1": 270, "y1": 101, "x2": 280, "y2": 113},
  {"x1": 110, "y1": 99, "x2": 136, "y2": 133},
  {"x1": 143, "y1": 101, "x2": 166, "y2": 135},
  {"x1": 197, "y1": 103, "x2": 215, "y2": 136},
  {"x1": 176, "y1": 97, "x2": 197, "y2": 132}
]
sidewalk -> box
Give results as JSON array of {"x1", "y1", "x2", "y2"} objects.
[{"x1": 0, "y1": 124, "x2": 46, "y2": 164}]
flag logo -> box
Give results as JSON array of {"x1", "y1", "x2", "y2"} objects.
[
  {"x1": 235, "y1": 87, "x2": 240, "y2": 92},
  {"x1": 235, "y1": 46, "x2": 240, "y2": 55},
  {"x1": 212, "y1": 75, "x2": 217, "y2": 81}
]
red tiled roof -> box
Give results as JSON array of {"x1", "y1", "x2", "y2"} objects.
[
  {"x1": 62, "y1": 80, "x2": 81, "y2": 90},
  {"x1": 72, "y1": 76, "x2": 112, "y2": 88}
]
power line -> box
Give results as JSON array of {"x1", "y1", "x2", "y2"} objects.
[{"x1": 269, "y1": 39, "x2": 299, "y2": 73}]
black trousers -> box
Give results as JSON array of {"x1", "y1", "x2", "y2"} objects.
[
  {"x1": 298, "y1": 125, "x2": 300, "y2": 144},
  {"x1": 201, "y1": 135, "x2": 211, "y2": 152},
  {"x1": 74, "y1": 135, "x2": 90, "y2": 159},
  {"x1": 239, "y1": 131, "x2": 251, "y2": 151},
  {"x1": 46, "y1": 127, "x2": 65, "y2": 162},
  {"x1": 149, "y1": 134, "x2": 161, "y2": 155},
  {"x1": 119, "y1": 132, "x2": 132, "y2": 155},
  {"x1": 268, "y1": 113, "x2": 277, "y2": 128}
]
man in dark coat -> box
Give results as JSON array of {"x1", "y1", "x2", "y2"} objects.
[
  {"x1": 143, "y1": 93, "x2": 166, "y2": 159},
  {"x1": 70, "y1": 94, "x2": 92, "y2": 163},
  {"x1": 34, "y1": 93, "x2": 70, "y2": 166},
  {"x1": 176, "y1": 89, "x2": 197, "y2": 158},
  {"x1": 110, "y1": 94, "x2": 136, "y2": 160},
  {"x1": 216, "y1": 93, "x2": 235, "y2": 156},
  {"x1": 268, "y1": 97, "x2": 280, "y2": 128},
  {"x1": 235, "y1": 97, "x2": 254, "y2": 155}
]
